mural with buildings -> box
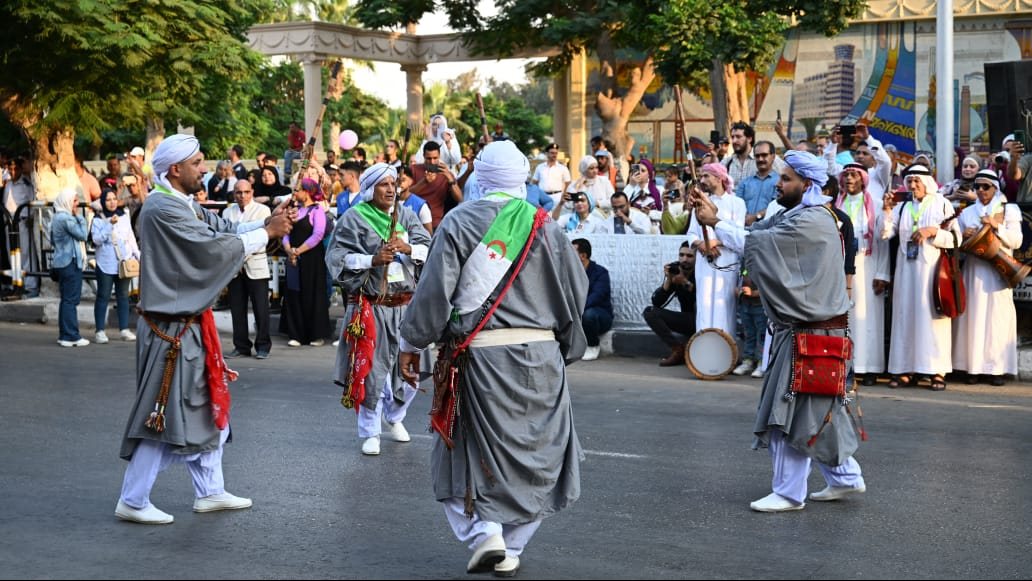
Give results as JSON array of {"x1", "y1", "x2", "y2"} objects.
[{"x1": 587, "y1": 17, "x2": 1032, "y2": 165}]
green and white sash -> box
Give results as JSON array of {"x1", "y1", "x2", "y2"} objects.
[{"x1": 453, "y1": 194, "x2": 538, "y2": 315}]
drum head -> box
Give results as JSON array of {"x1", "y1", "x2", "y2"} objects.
[{"x1": 685, "y1": 328, "x2": 738, "y2": 380}]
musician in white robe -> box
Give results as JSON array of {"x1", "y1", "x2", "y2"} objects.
[
  {"x1": 881, "y1": 165, "x2": 961, "y2": 391},
  {"x1": 834, "y1": 163, "x2": 890, "y2": 385},
  {"x1": 953, "y1": 170, "x2": 1020, "y2": 386},
  {"x1": 686, "y1": 163, "x2": 746, "y2": 337}
]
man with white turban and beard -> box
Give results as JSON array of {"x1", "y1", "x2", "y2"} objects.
[
  {"x1": 325, "y1": 163, "x2": 431, "y2": 456},
  {"x1": 114, "y1": 135, "x2": 295, "y2": 524},
  {"x1": 398, "y1": 140, "x2": 588, "y2": 577},
  {"x1": 692, "y1": 150, "x2": 867, "y2": 513}
]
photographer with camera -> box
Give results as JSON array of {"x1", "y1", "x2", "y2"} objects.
[
  {"x1": 410, "y1": 141, "x2": 463, "y2": 230},
  {"x1": 643, "y1": 241, "x2": 697, "y2": 366}
]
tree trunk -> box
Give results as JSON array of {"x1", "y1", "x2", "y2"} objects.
[
  {"x1": 593, "y1": 32, "x2": 655, "y2": 181},
  {"x1": 710, "y1": 61, "x2": 752, "y2": 139},
  {"x1": 145, "y1": 117, "x2": 165, "y2": 164},
  {"x1": 710, "y1": 59, "x2": 730, "y2": 140},
  {"x1": 32, "y1": 128, "x2": 79, "y2": 203}
]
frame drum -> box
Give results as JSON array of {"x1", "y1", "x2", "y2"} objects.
[{"x1": 685, "y1": 328, "x2": 738, "y2": 380}]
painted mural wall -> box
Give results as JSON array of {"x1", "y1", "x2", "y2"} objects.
[{"x1": 587, "y1": 17, "x2": 1032, "y2": 165}]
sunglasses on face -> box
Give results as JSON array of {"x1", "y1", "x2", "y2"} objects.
[{"x1": 974, "y1": 183, "x2": 996, "y2": 191}]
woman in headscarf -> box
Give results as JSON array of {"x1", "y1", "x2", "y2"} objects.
[
  {"x1": 834, "y1": 163, "x2": 890, "y2": 385},
  {"x1": 90, "y1": 188, "x2": 141, "y2": 344},
  {"x1": 254, "y1": 166, "x2": 290, "y2": 206},
  {"x1": 952, "y1": 170, "x2": 1021, "y2": 386},
  {"x1": 50, "y1": 188, "x2": 90, "y2": 347},
  {"x1": 553, "y1": 190, "x2": 606, "y2": 234},
  {"x1": 942, "y1": 155, "x2": 981, "y2": 209},
  {"x1": 563, "y1": 155, "x2": 614, "y2": 218},
  {"x1": 280, "y1": 178, "x2": 331, "y2": 347},
  {"x1": 411, "y1": 113, "x2": 463, "y2": 171},
  {"x1": 881, "y1": 164, "x2": 961, "y2": 391}
]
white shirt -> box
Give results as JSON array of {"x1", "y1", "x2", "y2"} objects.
[{"x1": 533, "y1": 161, "x2": 572, "y2": 193}]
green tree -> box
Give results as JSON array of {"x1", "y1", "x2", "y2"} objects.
[
  {"x1": 355, "y1": 0, "x2": 864, "y2": 165},
  {"x1": 458, "y1": 93, "x2": 551, "y2": 155},
  {"x1": 0, "y1": 0, "x2": 270, "y2": 198}
]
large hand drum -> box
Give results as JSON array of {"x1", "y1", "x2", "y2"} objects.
[
  {"x1": 959, "y1": 223, "x2": 1031, "y2": 288},
  {"x1": 685, "y1": 328, "x2": 738, "y2": 380}
]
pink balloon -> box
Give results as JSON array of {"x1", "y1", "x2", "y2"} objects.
[{"x1": 338, "y1": 130, "x2": 359, "y2": 151}]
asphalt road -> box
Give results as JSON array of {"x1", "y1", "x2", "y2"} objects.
[{"x1": 1, "y1": 321, "x2": 1030, "y2": 579}]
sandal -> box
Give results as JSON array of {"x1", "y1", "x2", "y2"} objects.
[
  {"x1": 888, "y1": 374, "x2": 911, "y2": 389},
  {"x1": 930, "y1": 375, "x2": 947, "y2": 391}
]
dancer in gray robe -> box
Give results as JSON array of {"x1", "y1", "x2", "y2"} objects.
[
  {"x1": 115, "y1": 135, "x2": 294, "y2": 525},
  {"x1": 325, "y1": 163, "x2": 430, "y2": 456},
  {"x1": 399, "y1": 141, "x2": 587, "y2": 577},
  {"x1": 693, "y1": 150, "x2": 866, "y2": 513}
]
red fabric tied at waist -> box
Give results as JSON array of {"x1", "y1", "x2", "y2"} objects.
[{"x1": 201, "y1": 309, "x2": 237, "y2": 429}]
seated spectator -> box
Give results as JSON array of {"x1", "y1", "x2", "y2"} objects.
[
  {"x1": 601, "y1": 192, "x2": 651, "y2": 234},
  {"x1": 572, "y1": 238, "x2": 613, "y2": 361},
  {"x1": 643, "y1": 241, "x2": 696, "y2": 366},
  {"x1": 565, "y1": 156, "x2": 614, "y2": 217},
  {"x1": 553, "y1": 191, "x2": 606, "y2": 234},
  {"x1": 207, "y1": 160, "x2": 238, "y2": 203},
  {"x1": 254, "y1": 166, "x2": 290, "y2": 206}
]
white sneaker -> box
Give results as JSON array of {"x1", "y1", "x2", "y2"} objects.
[
  {"x1": 582, "y1": 345, "x2": 600, "y2": 361},
  {"x1": 58, "y1": 338, "x2": 90, "y2": 348},
  {"x1": 361, "y1": 436, "x2": 380, "y2": 456},
  {"x1": 193, "y1": 492, "x2": 253, "y2": 513},
  {"x1": 733, "y1": 358, "x2": 756, "y2": 376},
  {"x1": 495, "y1": 556, "x2": 520, "y2": 577},
  {"x1": 115, "y1": 500, "x2": 173, "y2": 524},
  {"x1": 809, "y1": 484, "x2": 866, "y2": 502},
  {"x1": 385, "y1": 420, "x2": 411, "y2": 443},
  {"x1": 751, "y1": 367, "x2": 765, "y2": 379},
  {"x1": 332, "y1": 339, "x2": 340, "y2": 347},
  {"x1": 310, "y1": 339, "x2": 324, "y2": 347},
  {"x1": 120, "y1": 329, "x2": 136, "y2": 341},
  {"x1": 750, "y1": 492, "x2": 805, "y2": 513},
  {"x1": 94, "y1": 330, "x2": 109, "y2": 344},
  {"x1": 287, "y1": 339, "x2": 301, "y2": 347},
  {"x1": 466, "y1": 534, "x2": 506, "y2": 573}
]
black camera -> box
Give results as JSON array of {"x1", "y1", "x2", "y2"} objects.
[{"x1": 667, "y1": 261, "x2": 681, "y2": 275}]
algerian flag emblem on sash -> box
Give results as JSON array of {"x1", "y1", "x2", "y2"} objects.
[{"x1": 453, "y1": 196, "x2": 538, "y2": 315}]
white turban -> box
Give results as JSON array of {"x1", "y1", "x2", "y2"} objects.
[
  {"x1": 358, "y1": 163, "x2": 398, "y2": 202},
  {"x1": 578, "y1": 155, "x2": 599, "y2": 175},
  {"x1": 474, "y1": 140, "x2": 529, "y2": 200},
  {"x1": 151, "y1": 134, "x2": 200, "y2": 179}
]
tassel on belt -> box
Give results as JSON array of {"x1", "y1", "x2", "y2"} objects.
[{"x1": 137, "y1": 309, "x2": 200, "y2": 433}]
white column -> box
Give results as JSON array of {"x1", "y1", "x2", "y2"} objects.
[
  {"x1": 302, "y1": 57, "x2": 323, "y2": 152},
  {"x1": 401, "y1": 64, "x2": 427, "y2": 134},
  {"x1": 935, "y1": 0, "x2": 954, "y2": 185}
]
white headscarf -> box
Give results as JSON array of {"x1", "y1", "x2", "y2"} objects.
[
  {"x1": 903, "y1": 164, "x2": 939, "y2": 198},
  {"x1": 358, "y1": 163, "x2": 398, "y2": 202},
  {"x1": 578, "y1": 155, "x2": 599, "y2": 176},
  {"x1": 429, "y1": 114, "x2": 451, "y2": 142},
  {"x1": 475, "y1": 141, "x2": 529, "y2": 200},
  {"x1": 53, "y1": 189, "x2": 78, "y2": 214},
  {"x1": 151, "y1": 134, "x2": 201, "y2": 181}
]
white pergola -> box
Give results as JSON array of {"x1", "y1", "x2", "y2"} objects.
[{"x1": 246, "y1": 21, "x2": 589, "y2": 163}]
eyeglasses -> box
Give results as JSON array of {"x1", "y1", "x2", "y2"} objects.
[{"x1": 974, "y1": 183, "x2": 996, "y2": 191}]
